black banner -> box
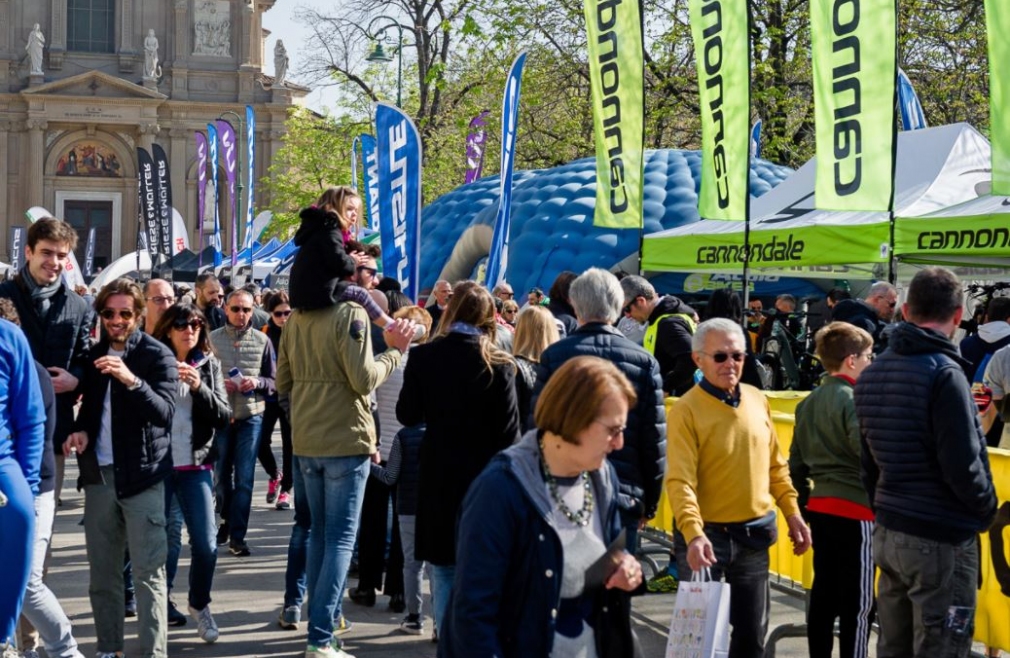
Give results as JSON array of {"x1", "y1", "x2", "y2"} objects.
[
  {"x1": 137, "y1": 147, "x2": 160, "y2": 263},
  {"x1": 9, "y1": 226, "x2": 23, "y2": 273},
  {"x1": 152, "y1": 144, "x2": 173, "y2": 259}
]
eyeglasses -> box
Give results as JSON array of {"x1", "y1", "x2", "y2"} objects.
[
  {"x1": 503, "y1": 308, "x2": 517, "y2": 314},
  {"x1": 500, "y1": 293, "x2": 514, "y2": 299},
  {"x1": 593, "y1": 420, "x2": 627, "y2": 440},
  {"x1": 146, "y1": 296, "x2": 176, "y2": 305},
  {"x1": 701, "y1": 351, "x2": 746, "y2": 363},
  {"x1": 852, "y1": 351, "x2": 875, "y2": 362},
  {"x1": 356, "y1": 266, "x2": 378, "y2": 277},
  {"x1": 172, "y1": 319, "x2": 204, "y2": 331},
  {"x1": 229, "y1": 306, "x2": 253, "y2": 314},
  {"x1": 273, "y1": 310, "x2": 292, "y2": 318},
  {"x1": 100, "y1": 309, "x2": 135, "y2": 321}
]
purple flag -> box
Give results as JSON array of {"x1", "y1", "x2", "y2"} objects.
[
  {"x1": 465, "y1": 110, "x2": 490, "y2": 184},
  {"x1": 216, "y1": 119, "x2": 239, "y2": 268},
  {"x1": 196, "y1": 132, "x2": 208, "y2": 267}
]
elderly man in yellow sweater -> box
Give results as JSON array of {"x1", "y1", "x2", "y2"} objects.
[{"x1": 666, "y1": 317, "x2": 812, "y2": 658}]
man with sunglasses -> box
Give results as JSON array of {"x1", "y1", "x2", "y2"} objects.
[
  {"x1": 619, "y1": 275, "x2": 698, "y2": 396},
  {"x1": 64, "y1": 277, "x2": 178, "y2": 658},
  {"x1": 209, "y1": 289, "x2": 276, "y2": 557},
  {"x1": 666, "y1": 318, "x2": 810, "y2": 658},
  {"x1": 832, "y1": 281, "x2": 897, "y2": 351}
]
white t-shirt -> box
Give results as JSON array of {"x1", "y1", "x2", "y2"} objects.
[
  {"x1": 984, "y1": 344, "x2": 1010, "y2": 448},
  {"x1": 95, "y1": 347, "x2": 125, "y2": 466}
]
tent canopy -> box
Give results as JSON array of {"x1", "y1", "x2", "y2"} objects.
[
  {"x1": 895, "y1": 192, "x2": 1010, "y2": 272},
  {"x1": 642, "y1": 123, "x2": 992, "y2": 278}
]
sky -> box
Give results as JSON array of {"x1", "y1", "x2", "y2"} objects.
[{"x1": 262, "y1": 1, "x2": 342, "y2": 113}]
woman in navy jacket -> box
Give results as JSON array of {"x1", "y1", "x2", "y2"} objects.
[{"x1": 440, "y1": 356, "x2": 643, "y2": 658}]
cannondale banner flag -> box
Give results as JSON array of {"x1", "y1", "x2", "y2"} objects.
[
  {"x1": 206, "y1": 123, "x2": 223, "y2": 267},
  {"x1": 811, "y1": 0, "x2": 896, "y2": 211},
  {"x1": 375, "y1": 103, "x2": 422, "y2": 301},
  {"x1": 464, "y1": 110, "x2": 490, "y2": 184},
  {"x1": 690, "y1": 0, "x2": 750, "y2": 221},
  {"x1": 216, "y1": 120, "x2": 239, "y2": 267},
  {"x1": 360, "y1": 134, "x2": 381, "y2": 231},
  {"x1": 152, "y1": 144, "x2": 173, "y2": 262},
  {"x1": 244, "y1": 105, "x2": 257, "y2": 253},
  {"x1": 195, "y1": 131, "x2": 209, "y2": 265},
  {"x1": 484, "y1": 52, "x2": 527, "y2": 289},
  {"x1": 986, "y1": 0, "x2": 1010, "y2": 194},
  {"x1": 586, "y1": 0, "x2": 644, "y2": 228},
  {"x1": 137, "y1": 147, "x2": 161, "y2": 261}
]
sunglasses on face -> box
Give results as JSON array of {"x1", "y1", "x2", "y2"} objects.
[
  {"x1": 99, "y1": 309, "x2": 135, "y2": 321},
  {"x1": 622, "y1": 301, "x2": 635, "y2": 315},
  {"x1": 172, "y1": 318, "x2": 204, "y2": 331},
  {"x1": 229, "y1": 306, "x2": 253, "y2": 314},
  {"x1": 703, "y1": 351, "x2": 746, "y2": 363},
  {"x1": 273, "y1": 310, "x2": 292, "y2": 318},
  {"x1": 356, "y1": 266, "x2": 378, "y2": 277},
  {"x1": 146, "y1": 296, "x2": 176, "y2": 305}
]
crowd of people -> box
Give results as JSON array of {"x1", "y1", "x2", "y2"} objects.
[{"x1": 0, "y1": 188, "x2": 1005, "y2": 658}]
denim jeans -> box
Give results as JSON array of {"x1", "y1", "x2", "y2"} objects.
[
  {"x1": 283, "y1": 460, "x2": 311, "y2": 609},
  {"x1": 674, "y1": 528, "x2": 770, "y2": 658},
  {"x1": 18, "y1": 491, "x2": 81, "y2": 658},
  {"x1": 873, "y1": 526, "x2": 978, "y2": 658},
  {"x1": 299, "y1": 454, "x2": 369, "y2": 648},
  {"x1": 83, "y1": 467, "x2": 167, "y2": 657},
  {"x1": 431, "y1": 565, "x2": 456, "y2": 634},
  {"x1": 398, "y1": 515, "x2": 427, "y2": 617},
  {"x1": 164, "y1": 469, "x2": 218, "y2": 610},
  {"x1": 214, "y1": 415, "x2": 263, "y2": 544}
]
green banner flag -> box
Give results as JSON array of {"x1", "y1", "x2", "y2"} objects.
[
  {"x1": 811, "y1": 0, "x2": 897, "y2": 211},
  {"x1": 987, "y1": 0, "x2": 1010, "y2": 195},
  {"x1": 689, "y1": 0, "x2": 750, "y2": 221},
  {"x1": 585, "y1": 0, "x2": 645, "y2": 229}
]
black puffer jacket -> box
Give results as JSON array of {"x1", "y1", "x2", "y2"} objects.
[
  {"x1": 0, "y1": 274, "x2": 93, "y2": 449},
  {"x1": 75, "y1": 330, "x2": 178, "y2": 499},
  {"x1": 832, "y1": 298, "x2": 886, "y2": 348},
  {"x1": 188, "y1": 352, "x2": 232, "y2": 465},
  {"x1": 855, "y1": 322, "x2": 997, "y2": 543},
  {"x1": 532, "y1": 323, "x2": 666, "y2": 519},
  {"x1": 647, "y1": 296, "x2": 696, "y2": 396},
  {"x1": 288, "y1": 206, "x2": 356, "y2": 310}
]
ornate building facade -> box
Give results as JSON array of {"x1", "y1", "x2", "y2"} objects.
[{"x1": 0, "y1": 0, "x2": 304, "y2": 269}]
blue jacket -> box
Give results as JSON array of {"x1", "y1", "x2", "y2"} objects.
[
  {"x1": 533, "y1": 323, "x2": 666, "y2": 519},
  {"x1": 0, "y1": 319, "x2": 46, "y2": 494},
  {"x1": 439, "y1": 432, "x2": 636, "y2": 658},
  {"x1": 855, "y1": 322, "x2": 997, "y2": 543}
]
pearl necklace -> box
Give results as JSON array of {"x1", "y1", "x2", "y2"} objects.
[{"x1": 538, "y1": 440, "x2": 594, "y2": 527}]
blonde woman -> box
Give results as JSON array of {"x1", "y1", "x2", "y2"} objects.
[{"x1": 512, "y1": 306, "x2": 560, "y2": 431}]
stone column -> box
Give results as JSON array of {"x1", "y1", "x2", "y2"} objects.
[
  {"x1": 49, "y1": 0, "x2": 67, "y2": 68},
  {"x1": 173, "y1": 0, "x2": 189, "y2": 64},
  {"x1": 0, "y1": 121, "x2": 9, "y2": 228},
  {"x1": 137, "y1": 122, "x2": 160, "y2": 153},
  {"x1": 25, "y1": 119, "x2": 47, "y2": 209},
  {"x1": 169, "y1": 127, "x2": 189, "y2": 245},
  {"x1": 118, "y1": 0, "x2": 136, "y2": 73}
]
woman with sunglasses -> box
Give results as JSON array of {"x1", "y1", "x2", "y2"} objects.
[
  {"x1": 152, "y1": 303, "x2": 231, "y2": 644},
  {"x1": 257, "y1": 291, "x2": 294, "y2": 509}
]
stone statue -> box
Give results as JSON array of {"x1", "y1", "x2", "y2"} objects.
[
  {"x1": 26, "y1": 23, "x2": 45, "y2": 75},
  {"x1": 274, "y1": 40, "x2": 288, "y2": 87},
  {"x1": 144, "y1": 29, "x2": 161, "y2": 79}
]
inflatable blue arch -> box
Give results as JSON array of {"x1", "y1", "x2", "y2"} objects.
[{"x1": 418, "y1": 149, "x2": 800, "y2": 298}]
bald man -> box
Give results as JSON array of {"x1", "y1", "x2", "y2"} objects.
[{"x1": 144, "y1": 279, "x2": 176, "y2": 335}]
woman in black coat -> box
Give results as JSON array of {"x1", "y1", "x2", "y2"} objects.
[{"x1": 397, "y1": 281, "x2": 521, "y2": 637}]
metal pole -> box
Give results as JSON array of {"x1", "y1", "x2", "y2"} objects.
[
  {"x1": 396, "y1": 26, "x2": 403, "y2": 108},
  {"x1": 218, "y1": 110, "x2": 245, "y2": 277}
]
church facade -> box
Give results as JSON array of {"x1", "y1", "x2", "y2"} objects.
[{"x1": 0, "y1": 0, "x2": 304, "y2": 270}]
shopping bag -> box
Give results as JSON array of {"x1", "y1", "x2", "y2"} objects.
[{"x1": 665, "y1": 568, "x2": 731, "y2": 658}]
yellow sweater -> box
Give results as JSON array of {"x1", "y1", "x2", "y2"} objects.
[{"x1": 665, "y1": 384, "x2": 800, "y2": 543}]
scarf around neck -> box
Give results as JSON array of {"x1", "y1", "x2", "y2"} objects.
[{"x1": 20, "y1": 264, "x2": 62, "y2": 318}]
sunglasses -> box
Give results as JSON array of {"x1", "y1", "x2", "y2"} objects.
[
  {"x1": 622, "y1": 300, "x2": 635, "y2": 315},
  {"x1": 229, "y1": 306, "x2": 253, "y2": 313},
  {"x1": 172, "y1": 318, "x2": 205, "y2": 331},
  {"x1": 146, "y1": 296, "x2": 176, "y2": 305},
  {"x1": 100, "y1": 309, "x2": 135, "y2": 321},
  {"x1": 702, "y1": 351, "x2": 746, "y2": 363},
  {"x1": 356, "y1": 266, "x2": 378, "y2": 277},
  {"x1": 273, "y1": 310, "x2": 292, "y2": 318}
]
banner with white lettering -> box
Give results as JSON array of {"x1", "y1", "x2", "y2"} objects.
[
  {"x1": 987, "y1": 0, "x2": 1010, "y2": 194},
  {"x1": 465, "y1": 110, "x2": 490, "y2": 185},
  {"x1": 195, "y1": 131, "x2": 209, "y2": 266},
  {"x1": 137, "y1": 147, "x2": 161, "y2": 262},
  {"x1": 243, "y1": 105, "x2": 257, "y2": 254},
  {"x1": 811, "y1": 0, "x2": 896, "y2": 211},
  {"x1": 690, "y1": 0, "x2": 750, "y2": 221},
  {"x1": 84, "y1": 227, "x2": 96, "y2": 279},
  {"x1": 585, "y1": 0, "x2": 644, "y2": 228},
  {"x1": 152, "y1": 144, "x2": 173, "y2": 264},
  {"x1": 206, "y1": 123, "x2": 223, "y2": 267},
  {"x1": 375, "y1": 103, "x2": 422, "y2": 301},
  {"x1": 216, "y1": 120, "x2": 239, "y2": 267},
  {"x1": 360, "y1": 134, "x2": 381, "y2": 231},
  {"x1": 484, "y1": 52, "x2": 527, "y2": 289},
  {"x1": 9, "y1": 226, "x2": 23, "y2": 273}
]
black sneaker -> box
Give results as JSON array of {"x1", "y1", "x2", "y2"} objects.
[
  {"x1": 167, "y1": 599, "x2": 188, "y2": 627},
  {"x1": 399, "y1": 613, "x2": 423, "y2": 635},
  {"x1": 216, "y1": 523, "x2": 229, "y2": 546},
  {"x1": 229, "y1": 540, "x2": 250, "y2": 557},
  {"x1": 388, "y1": 593, "x2": 406, "y2": 613},
  {"x1": 125, "y1": 593, "x2": 137, "y2": 618},
  {"x1": 348, "y1": 587, "x2": 375, "y2": 607}
]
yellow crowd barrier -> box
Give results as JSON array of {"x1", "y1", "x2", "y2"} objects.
[{"x1": 652, "y1": 391, "x2": 1010, "y2": 650}]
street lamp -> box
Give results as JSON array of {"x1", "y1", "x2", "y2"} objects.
[{"x1": 364, "y1": 15, "x2": 414, "y2": 108}]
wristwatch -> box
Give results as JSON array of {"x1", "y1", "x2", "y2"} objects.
[{"x1": 128, "y1": 376, "x2": 142, "y2": 391}]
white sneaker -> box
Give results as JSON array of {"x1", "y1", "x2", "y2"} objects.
[
  {"x1": 95, "y1": 653, "x2": 124, "y2": 658},
  {"x1": 189, "y1": 604, "x2": 220, "y2": 643},
  {"x1": 304, "y1": 644, "x2": 355, "y2": 658}
]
